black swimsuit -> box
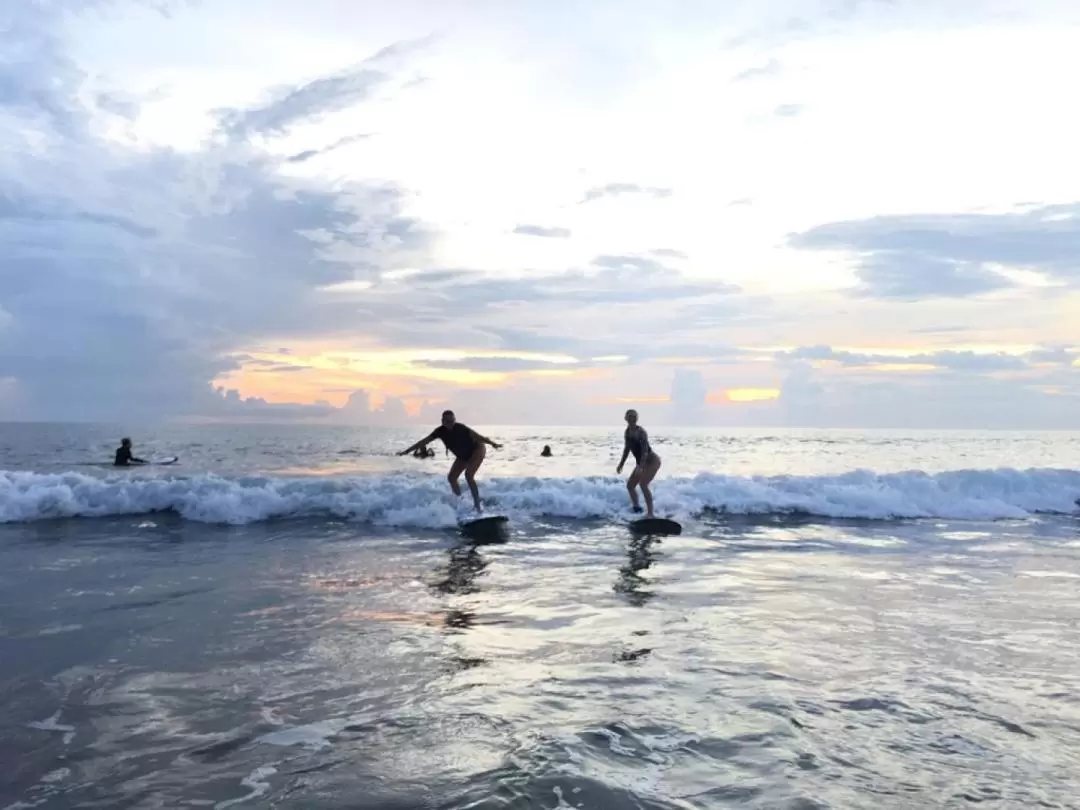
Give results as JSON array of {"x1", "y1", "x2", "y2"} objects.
[
  {"x1": 434, "y1": 423, "x2": 477, "y2": 460},
  {"x1": 625, "y1": 426, "x2": 653, "y2": 465},
  {"x1": 114, "y1": 447, "x2": 138, "y2": 466}
]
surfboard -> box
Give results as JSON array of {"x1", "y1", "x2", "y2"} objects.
[
  {"x1": 459, "y1": 515, "x2": 509, "y2": 530},
  {"x1": 150, "y1": 456, "x2": 179, "y2": 466},
  {"x1": 629, "y1": 517, "x2": 682, "y2": 535}
]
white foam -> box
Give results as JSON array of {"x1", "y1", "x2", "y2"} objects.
[
  {"x1": 214, "y1": 766, "x2": 277, "y2": 810},
  {"x1": 27, "y1": 711, "x2": 75, "y2": 745},
  {"x1": 255, "y1": 720, "x2": 344, "y2": 750},
  {"x1": 0, "y1": 467, "x2": 1077, "y2": 526}
]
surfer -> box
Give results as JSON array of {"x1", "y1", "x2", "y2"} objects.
[
  {"x1": 114, "y1": 438, "x2": 147, "y2": 467},
  {"x1": 616, "y1": 409, "x2": 661, "y2": 518},
  {"x1": 541, "y1": 445, "x2": 552, "y2": 457},
  {"x1": 398, "y1": 410, "x2": 502, "y2": 514}
]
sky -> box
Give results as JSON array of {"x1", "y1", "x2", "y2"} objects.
[{"x1": 1, "y1": 0, "x2": 1078, "y2": 428}]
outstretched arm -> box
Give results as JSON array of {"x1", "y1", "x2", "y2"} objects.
[
  {"x1": 132, "y1": 456, "x2": 147, "y2": 464},
  {"x1": 398, "y1": 429, "x2": 439, "y2": 456},
  {"x1": 469, "y1": 429, "x2": 502, "y2": 450}
]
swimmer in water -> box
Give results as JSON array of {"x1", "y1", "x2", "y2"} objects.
[
  {"x1": 615, "y1": 409, "x2": 661, "y2": 518},
  {"x1": 114, "y1": 438, "x2": 146, "y2": 467},
  {"x1": 398, "y1": 410, "x2": 502, "y2": 513}
]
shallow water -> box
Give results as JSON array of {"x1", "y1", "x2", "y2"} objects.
[{"x1": 2, "y1": 426, "x2": 1080, "y2": 808}]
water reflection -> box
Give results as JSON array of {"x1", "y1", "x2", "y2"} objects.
[
  {"x1": 614, "y1": 535, "x2": 659, "y2": 607},
  {"x1": 431, "y1": 532, "x2": 506, "y2": 635},
  {"x1": 433, "y1": 543, "x2": 488, "y2": 597}
]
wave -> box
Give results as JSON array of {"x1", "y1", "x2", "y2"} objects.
[{"x1": 1, "y1": 467, "x2": 1078, "y2": 526}]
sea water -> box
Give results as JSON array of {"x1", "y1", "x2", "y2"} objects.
[{"x1": 1, "y1": 424, "x2": 1079, "y2": 808}]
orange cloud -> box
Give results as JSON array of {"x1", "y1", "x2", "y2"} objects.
[
  {"x1": 709, "y1": 388, "x2": 780, "y2": 404},
  {"x1": 216, "y1": 346, "x2": 597, "y2": 407}
]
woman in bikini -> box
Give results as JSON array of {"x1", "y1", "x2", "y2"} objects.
[
  {"x1": 616, "y1": 408, "x2": 662, "y2": 518},
  {"x1": 399, "y1": 410, "x2": 502, "y2": 514}
]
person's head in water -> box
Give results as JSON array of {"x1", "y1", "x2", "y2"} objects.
[
  {"x1": 441, "y1": 409, "x2": 456, "y2": 429},
  {"x1": 121, "y1": 437, "x2": 132, "y2": 448},
  {"x1": 541, "y1": 444, "x2": 552, "y2": 457},
  {"x1": 624, "y1": 409, "x2": 639, "y2": 426}
]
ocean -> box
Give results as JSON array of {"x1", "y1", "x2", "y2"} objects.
[{"x1": 1, "y1": 423, "x2": 1079, "y2": 809}]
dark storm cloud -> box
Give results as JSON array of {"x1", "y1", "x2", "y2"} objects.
[
  {"x1": 790, "y1": 204, "x2": 1080, "y2": 299},
  {"x1": 513, "y1": 224, "x2": 572, "y2": 238},
  {"x1": 0, "y1": 7, "x2": 433, "y2": 420}
]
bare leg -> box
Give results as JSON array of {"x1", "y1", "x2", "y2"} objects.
[
  {"x1": 639, "y1": 455, "x2": 662, "y2": 518},
  {"x1": 626, "y1": 467, "x2": 642, "y2": 512},
  {"x1": 447, "y1": 458, "x2": 467, "y2": 499},
  {"x1": 463, "y1": 444, "x2": 487, "y2": 513}
]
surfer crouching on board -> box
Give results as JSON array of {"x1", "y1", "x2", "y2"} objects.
[
  {"x1": 398, "y1": 410, "x2": 502, "y2": 514},
  {"x1": 616, "y1": 409, "x2": 661, "y2": 518}
]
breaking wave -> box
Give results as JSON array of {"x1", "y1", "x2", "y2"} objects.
[{"x1": 1, "y1": 467, "x2": 1078, "y2": 526}]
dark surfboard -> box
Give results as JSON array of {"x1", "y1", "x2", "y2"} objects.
[
  {"x1": 629, "y1": 517, "x2": 682, "y2": 536},
  {"x1": 459, "y1": 515, "x2": 509, "y2": 529},
  {"x1": 458, "y1": 514, "x2": 510, "y2": 542}
]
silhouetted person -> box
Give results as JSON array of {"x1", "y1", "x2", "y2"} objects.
[
  {"x1": 114, "y1": 438, "x2": 146, "y2": 467},
  {"x1": 541, "y1": 445, "x2": 552, "y2": 457},
  {"x1": 399, "y1": 410, "x2": 502, "y2": 514},
  {"x1": 616, "y1": 409, "x2": 661, "y2": 518}
]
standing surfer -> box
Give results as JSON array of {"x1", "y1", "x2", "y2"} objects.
[
  {"x1": 616, "y1": 409, "x2": 661, "y2": 518},
  {"x1": 399, "y1": 410, "x2": 502, "y2": 514}
]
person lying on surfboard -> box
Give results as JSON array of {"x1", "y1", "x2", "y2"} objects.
[
  {"x1": 398, "y1": 410, "x2": 502, "y2": 514},
  {"x1": 114, "y1": 438, "x2": 147, "y2": 467},
  {"x1": 616, "y1": 409, "x2": 661, "y2": 519}
]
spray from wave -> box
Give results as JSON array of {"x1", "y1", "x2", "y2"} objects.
[{"x1": 1, "y1": 467, "x2": 1078, "y2": 526}]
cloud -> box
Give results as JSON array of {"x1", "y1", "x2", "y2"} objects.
[
  {"x1": 285, "y1": 133, "x2": 370, "y2": 163},
  {"x1": 772, "y1": 358, "x2": 1080, "y2": 430},
  {"x1": 733, "y1": 59, "x2": 782, "y2": 81},
  {"x1": 513, "y1": 224, "x2": 572, "y2": 238},
  {"x1": 908, "y1": 325, "x2": 970, "y2": 335},
  {"x1": 218, "y1": 68, "x2": 389, "y2": 139},
  {"x1": 0, "y1": 0, "x2": 747, "y2": 425},
  {"x1": 581, "y1": 183, "x2": 673, "y2": 203},
  {"x1": 412, "y1": 356, "x2": 578, "y2": 373},
  {"x1": 776, "y1": 344, "x2": 1074, "y2": 373},
  {"x1": 590, "y1": 254, "x2": 670, "y2": 275},
  {"x1": 251, "y1": 364, "x2": 314, "y2": 373},
  {"x1": 330, "y1": 389, "x2": 412, "y2": 426},
  {"x1": 0, "y1": 7, "x2": 434, "y2": 421},
  {"x1": 774, "y1": 103, "x2": 803, "y2": 117},
  {"x1": 668, "y1": 368, "x2": 708, "y2": 422},
  {"x1": 649, "y1": 248, "x2": 687, "y2": 259},
  {"x1": 217, "y1": 37, "x2": 429, "y2": 140},
  {"x1": 790, "y1": 204, "x2": 1080, "y2": 299}
]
